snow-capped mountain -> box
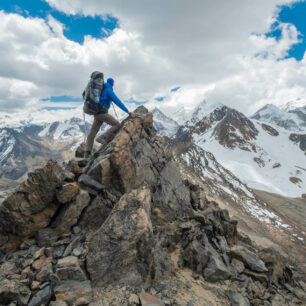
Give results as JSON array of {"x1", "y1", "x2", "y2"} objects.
[
  {"x1": 1, "y1": 100, "x2": 305, "y2": 198},
  {"x1": 251, "y1": 103, "x2": 306, "y2": 132},
  {"x1": 186, "y1": 100, "x2": 225, "y2": 126},
  {"x1": 172, "y1": 102, "x2": 306, "y2": 197},
  {"x1": 0, "y1": 125, "x2": 61, "y2": 180},
  {"x1": 39, "y1": 117, "x2": 91, "y2": 141},
  {"x1": 0, "y1": 116, "x2": 91, "y2": 181},
  {"x1": 281, "y1": 98, "x2": 306, "y2": 112},
  {"x1": 151, "y1": 108, "x2": 180, "y2": 136}
]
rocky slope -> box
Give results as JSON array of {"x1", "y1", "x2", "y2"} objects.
[
  {"x1": 169, "y1": 134, "x2": 306, "y2": 268},
  {"x1": 0, "y1": 106, "x2": 305, "y2": 305}
]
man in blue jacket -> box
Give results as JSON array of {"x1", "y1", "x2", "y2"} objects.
[{"x1": 85, "y1": 78, "x2": 131, "y2": 157}]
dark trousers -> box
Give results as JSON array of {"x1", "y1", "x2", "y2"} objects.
[{"x1": 86, "y1": 113, "x2": 120, "y2": 152}]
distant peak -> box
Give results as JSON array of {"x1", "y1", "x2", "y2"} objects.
[
  {"x1": 251, "y1": 104, "x2": 283, "y2": 119},
  {"x1": 280, "y1": 99, "x2": 306, "y2": 112},
  {"x1": 191, "y1": 100, "x2": 225, "y2": 122}
]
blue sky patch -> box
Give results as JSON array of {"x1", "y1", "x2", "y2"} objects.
[
  {"x1": 266, "y1": 1, "x2": 306, "y2": 60},
  {"x1": 42, "y1": 106, "x2": 77, "y2": 111},
  {"x1": 42, "y1": 95, "x2": 83, "y2": 103},
  {"x1": 154, "y1": 97, "x2": 165, "y2": 102},
  {"x1": 0, "y1": 0, "x2": 118, "y2": 43},
  {"x1": 171, "y1": 87, "x2": 181, "y2": 92},
  {"x1": 125, "y1": 98, "x2": 147, "y2": 106}
]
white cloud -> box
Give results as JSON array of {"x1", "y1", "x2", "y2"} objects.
[{"x1": 0, "y1": 0, "x2": 306, "y2": 114}]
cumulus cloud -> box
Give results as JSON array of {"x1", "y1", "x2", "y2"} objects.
[{"x1": 0, "y1": 0, "x2": 306, "y2": 114}]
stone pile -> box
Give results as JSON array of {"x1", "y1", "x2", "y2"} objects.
[{"x1": 0, "y1": 106, "x2": 305, "y2": 305}]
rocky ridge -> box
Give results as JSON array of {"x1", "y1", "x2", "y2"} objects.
[{"x1": 0, "y1": 106, "x2": 305, "y2": 305}]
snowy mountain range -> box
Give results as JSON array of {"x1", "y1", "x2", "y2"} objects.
[
  {"x1": 0, "y1": 99, "x2": 305, "y2": 198},
  {"x1": 170, "y1": 100, "x2": 305, "y2": 197}
]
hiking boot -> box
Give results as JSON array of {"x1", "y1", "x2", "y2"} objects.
[{"x1": 84, "y1": 151, "x2": 91, "y2": 158}]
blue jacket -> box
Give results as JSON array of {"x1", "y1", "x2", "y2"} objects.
[{"x1": 100, "y1": 82, "x2": 129, "y2": 113}]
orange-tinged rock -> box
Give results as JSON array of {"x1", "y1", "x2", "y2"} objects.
[
  {"x1": 32, "y1": 257, "x2": 52, "y2": 271},
  {"x1": 139, "y1": 292, "x2": 163, "y2": 306},
  {"x1": 33, "y1": 247, "x2": 45, "y2": 260},
  {"x1": 56, "y1": 182, "x2": 79, "y2": 204}
]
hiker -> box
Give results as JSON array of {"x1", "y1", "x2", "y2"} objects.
[{"x1": 85, "y1": 77, "x2": 131, "y2": 157}]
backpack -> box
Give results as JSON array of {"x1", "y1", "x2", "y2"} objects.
[{"x1": 82, "y1": 71, "x2": 107, "y2": 115}]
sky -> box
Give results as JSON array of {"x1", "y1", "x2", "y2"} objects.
[{"x1": 0, "y1": 0, "x2": 306, "y2": 116}]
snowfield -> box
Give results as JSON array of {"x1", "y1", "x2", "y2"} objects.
[{"x1": 194, "y1": 119, "x2": 305, "y2": 197}]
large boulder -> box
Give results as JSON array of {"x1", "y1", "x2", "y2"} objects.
[
  {"x1": 0, "y1": 160, "x2": 65, "y2": 243},
  {"x1": 86, "y1": 187, "x2": 154, "y2": 287},
  {"x1": 28, "y1": 285, "x2": 52, "y2": 306},
  {"x1": 86, "y1": 106, "x2": 192, "y2": 223},
  {"x1": 56, "y1": 256, "x2": 87, "y2": 281},
  {"x1": 228, "y1": 245, "x2": 268, "y2": 273}
]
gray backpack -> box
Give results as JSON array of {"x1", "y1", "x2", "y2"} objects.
[{"x1": 82, "y1": 71, "x2": 106, "y2": 115}]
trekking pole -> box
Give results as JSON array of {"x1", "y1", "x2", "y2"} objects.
[
  {"x1": 83, "y1": 111, "x2": 87, "y2": 143},
  {"x1": 83, "y1": 111, "x2": 87, "y2": 158},
  {"x1": 111, "y1": 103, "x2": 120, "y2": 121}
]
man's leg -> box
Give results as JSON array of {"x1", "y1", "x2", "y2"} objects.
[
  {"x1": 85, "y1": 115, "x2": 103, "y2": 153},
  {"x1": 96, "y1": 113, "x2": 120, "y2": 144}
]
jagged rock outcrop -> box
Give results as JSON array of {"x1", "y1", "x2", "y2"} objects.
[
  {"x1": 289, "y1": 133, "x2": 306, "y2": 152},
  {"x1": 0, "y1": 161, "x2": 65, "y2": 249},
  {"x1": 87, "y1": 187, "x2": 154, "y2": 287},
  {"x1": 0, "y1": 106, "x2": 304, "y2": 305}
]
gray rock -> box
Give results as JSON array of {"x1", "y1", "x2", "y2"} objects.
[
  {"x1": 243, "y1": 269, "x2": 268, "y2": 285},
  {"x1": 182, "y1": 240, "x2": 210, "y2": 273},
  {"x1": 72, "y1": 247, "x2": 83, "y2": 257},
  {"x1": 44, "y1": 247, "x2": 53, "y2": 258},
  {"x1": 28, "y1": 285, "x2": 52, "y2": 306},
  {"x1": 204, "y1": 254, "x2": 231, "y2": 282},
  {"x1": 271, "y1": 293, "x2": 285, "y2": 306},
  {"x1": 0, "y1": 160, "x2": 65, "y2": 239},
  {"x1": 36, "y1": 263, "x2": 53, "y2": 282},
  {"x1": 0, "y1": 279, "x2": 31, "y2": 305},
  {"x1": 78, "y1": 195, "x2": 113, "y2": 232},
  {"x1": 36, "y1": 227, "x2": 60, "y2": 247},
  {"x1": 231, "y1": 259, "x2": 245, "y2": 274},
  {"x1": 0, "y1": 262, "x2": 19, "y2": 279},
  {"x1": 78, "y1": 174, "x2": 104, "y2": 195},
  {"x1": 52, "y1": 245, "x2": 66, "y2": 259},
  {"x1": 56, "y1": 256, "x2": 87, "y2": 281},
  {"x1": 228, "y1": 246, "x2": 268, "y2": 272},
  {"x1": 86, "y1": 187, "x2": 154, "y2": 287},
  {"x1": 52, "y1": 190, "x2": 90, "y2": 235},
  {"x1": 20, "y1": 239, "x2": 35, "y2": 250},
  {"x1": 227, "y1": 291, "x2": 250, "y2": 306}
]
